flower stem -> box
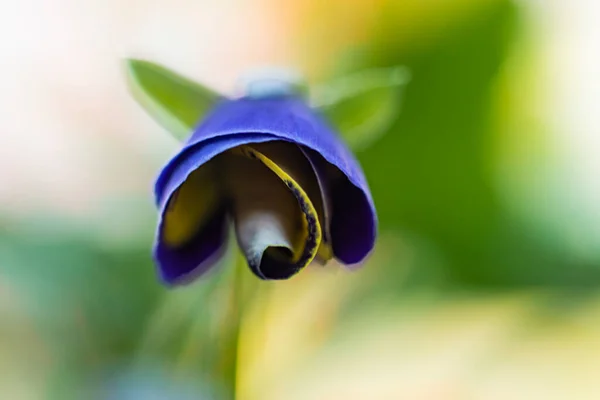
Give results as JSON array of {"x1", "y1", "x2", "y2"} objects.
[{"x1": 222, "y1": 254, "x2": 247, "y2": 399}]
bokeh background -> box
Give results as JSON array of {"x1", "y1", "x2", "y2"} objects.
[{"x1": 1, "y1": 0, "x2": 600, "y2": 399}]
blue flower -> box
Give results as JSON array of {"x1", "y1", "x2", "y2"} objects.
[{"x1": 126, "y1": 61, "x2": 406, "y2": 285}]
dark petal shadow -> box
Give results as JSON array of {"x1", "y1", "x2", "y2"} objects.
[
  {"x1": 330, "y1": 176, "x2": 376, "y2": 265},
  {"x1": 248, "y1": 246, "x2": 300, "y2": 280}
]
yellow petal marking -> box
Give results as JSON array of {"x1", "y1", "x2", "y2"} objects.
[
  {"x1": 161, "y1": 161, "x2": 219, "y2": 247},
  {"x1": 221, "y1": 150, "x2": 304, "y2": 267},
  {"x1": 232, "y1": 144, "x2": 323, "y2": 270},
  {"x1": 251, "y1": 143, "x2": 333, "y2": 264}
]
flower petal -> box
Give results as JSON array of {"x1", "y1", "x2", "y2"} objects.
[
  {"x1": 297, "y1": 147, "x2": 375, "y2": 265},
  {"x1": 161, "y1": 161, "x2": 218, "y2": 247},
  {"x1": 221, "y1": 150, "x2": 306, "y2": 279},
  {"x1": 154, "y1": 158, "x2": 230, "y2": 285},
  {"x1": 300, "y1": 146, "x2": 334, "y2": 264},
  {"x1": 159, "y1": 97, "x2": 375, "y2": 264},
  {"x1": 155, "y1": 97, "x2": 376, "y2": 268},
  {"x1": 154, "y1": 208, "x2": 229, "y2": 285},
  {"x1": 328, "y1": 170, "x2": 377, "y2": 265},
  {"x1": 153, "y1": 133, "x2": 291, "y2": 282},
  {"x1": 224, "y1": 143, "x2": 322, "y2": 279},
  {"x1": 156, "y1": 133, "x2": 278, "y2": 209},
  {"x1": 248, "y1": 142, "x2": 333, "y2": 265}
]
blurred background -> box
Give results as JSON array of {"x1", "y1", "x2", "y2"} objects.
[{"x1": 1, "y1": 0, "x2": 600, "y2": 398}]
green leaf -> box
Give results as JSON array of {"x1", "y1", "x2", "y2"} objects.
[
  {"x1": 125, "y1": 59, "x2": 221, "y2": 141},
  {"x1": 313, "y1": 66, "x2": 410, "y2": 151}
]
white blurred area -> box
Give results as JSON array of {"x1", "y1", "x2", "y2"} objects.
[
  {"x1": 0, "y1": 0, "x2": 296, "y2": 217},
  {"x1": 0, "y1": 0, "x2": 598, "y2": 226},
  {"x1": 495, "y1": 0, "x2": 600, "y2": 260},
  {"x1": 543, "y1": 0, "x2": 600, "y2": 253}
]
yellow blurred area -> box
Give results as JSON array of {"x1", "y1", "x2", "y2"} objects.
[
  {"x1": 237, "y1": 235, "x2": 600, "y2": 399},
  {"x1": 255, "y1": 291, "x2": 600, "y2": 400},
  {"x1": 1, "y1": 0, "x2": 600, "y2": 399}
]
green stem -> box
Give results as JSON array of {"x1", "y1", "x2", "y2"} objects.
[{"x1": 222, "y1": 254, "x2": 247, "y2": 399}]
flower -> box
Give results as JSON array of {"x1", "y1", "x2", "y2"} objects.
[
  {"x1": 126, "y1": 61, "x2": 403, "y2": 285},
  {"x1": 154, "y1": 91, "x2": 376, "y2": 284}
]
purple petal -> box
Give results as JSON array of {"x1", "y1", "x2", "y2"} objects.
[
  {"x1": 153, "y1": 133, "x2": 279, "y2": 283},
  {"x1": 300, "y1": 147, "x2": 375, "y2": 265},
  {"x1": 155, "y1": 97, "x2": 377, "y2": 267},
  {"x1": 329, "y1": 174, "x2": 376, "y2": 265},
  {"x1": 154, "y1": 207, "x2": 228, "y2": 285}
]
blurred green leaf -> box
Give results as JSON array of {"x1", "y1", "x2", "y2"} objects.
[
  {"x1": 125, "y1": 59, "x2": 221, "y2": 141},
  {"x1": 356, "y1": 3, "x2": 514, "y2": 286},
  {"x1": 350, "y1": 0, "x2": 600, "y2": 288},
  {"x1": 313, "y1": 66, "x2": 409, "y2": 150},
  {"x1": 0, "y1": 217, "x2": 246, "y2": 399}
]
